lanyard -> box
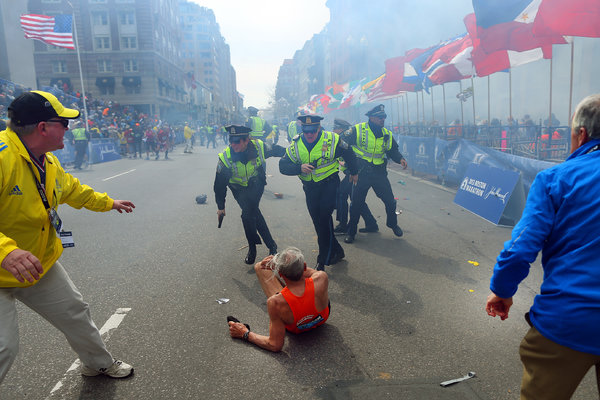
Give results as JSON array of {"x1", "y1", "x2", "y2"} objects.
[{"x1": 26, "y1": 162, "x2": 51, "y2": 210}]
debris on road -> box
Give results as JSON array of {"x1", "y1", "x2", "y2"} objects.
[
  {"x1": 468, "y1": 260, "x2": 479, "y2": 266},
  {"x1": 440, "y1": 371, "x2": 476, "y2": 387},
  {"x1": 216, "y1": 298, "x2": 230, "y2": 304}
]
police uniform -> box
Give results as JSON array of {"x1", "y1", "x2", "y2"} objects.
[
  {"x1": 343, "y1": 105, "x2": 406, "y2": 243},
  {"x1": 214, "y1": 125, "x2": 286, "y2": 264},
  {"x1": 245, "y1": 106, "x2": 272, "y2": 142},
  {"x1": 287, "y1": 120, "x2": 301, "y2": 143},
  {"x1": 332, "y1": 118, "x2": 377, "y2": 234},
  {"x1": 71, "y1": 124, "x2": 89, "y2": 170},
  {"x1": 279, "y1": 115, "x2": 359, "y2": 270}
]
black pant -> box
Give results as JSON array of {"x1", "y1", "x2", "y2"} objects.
[
  {"x1": 74, "y1": 140, "x2": 88, "y2": 168},
  {"x1": 206, "y1": 135, "x2": 216, "y2": 148},
  {"x1": 303, "y1": 175, "x2": 343, "y2": 265},
  {"x1": 336, "y1": 174, "x2": 377, "y2": 227},
  {"x1": 347, "y1": 169, "x2": 397, "y2": 236},
  {"x1": 230, "y1": 182, "x2": 275, "y2": 249}
]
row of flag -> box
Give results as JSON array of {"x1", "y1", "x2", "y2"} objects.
[{"x1": 300, "y1": 0, "x2": 600, "y2": 115}]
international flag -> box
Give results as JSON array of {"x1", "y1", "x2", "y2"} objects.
[
  {"x1": 381, "y1": 48, "x2": 430, "y2": 94},
  {"x1": 533, "y1": 0, "x2": 600, "y2": 38},
  {"x1": 471, "y1": 0, "x2": 566, "y2": 54},
  {"x1": 20, "y1": 14, "x2": 75, "y2": 49},
  {"x1": 421, "y1": 34, "x2": 473, "y2": 87},
  {"x1": 465, "y1": 13, "x2": 552, "y2": 77}
]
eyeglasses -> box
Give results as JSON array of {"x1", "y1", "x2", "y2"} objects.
[
  {"x1": 230, "y1": 137, "x2": 244, "y2": 144},
  {"x1": 46, "y1": 119, "x2": 69, "y2": 128}
]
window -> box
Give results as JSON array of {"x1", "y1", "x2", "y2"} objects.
[
  {"x1": 91, "y1": 11, "x2": 108, "y2": 26},
  {"x1": 201, "y1": 52, "x2": 210, "y2": 58},
  {"x1": 118, "y1": 11, "x2": 135, "y2": 25},
  {"x1": 121, "y1": 36, "x2": 137, "y2": 49},
  {"x1": 124, "y1": 59, "x2": 138, "y2": 72},
  {"x1": 124, "y1": 86, "x2": 140, "y2": 94},
  {"x1": 98, "y1": 86, "x2": 114, "y2": 95},
  {"x1": 52, "y1": 61, "x2": 67, "y2": 73},
  {"x1": 94, "y1": 36, "x2": 111, "y2": 50},
  {"x1": 97, "y1": 59, "x2": 112, "y2": 73}
]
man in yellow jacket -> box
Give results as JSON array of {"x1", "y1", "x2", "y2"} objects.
[{"x1": 0, "y1": 91, "x2": 135, "y2": 383}]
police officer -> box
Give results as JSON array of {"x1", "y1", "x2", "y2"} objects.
[
  {"x1": 245, "y1": 106, "x2": 272, "y2": 142},
  {"x1": 287, "y1": 114, "x2": 302, "y2": 144},
  {"x1": 71, "y1": 121, "x2": 89, "y2": 169},
  {"x1": 332, "y1": 118, "x2": 377, "y2": 235},
  {"x1": 214, "y1": 125, "x2": 285, "y2": 264},
  {"x1": 343, "y1": 104, "x2": 407, "y2": 244},
  {"x1": 279, "y1": 115, "x2": 358, "y2": 271}
]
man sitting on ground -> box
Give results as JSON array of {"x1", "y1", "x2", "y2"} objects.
[{"x1": 228, "y1": 247, "x2": 330, "y2": 352}]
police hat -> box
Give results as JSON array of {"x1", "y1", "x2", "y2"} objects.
[
  {"x1": 366, "y1": 104, "x2": 387, "y2": 118},
  {"x1": 297, "y1": 114, "x2": 323, "y2": 126},
  {"x1": 8, "y1": 91, "x2": 80, "y2": 126},
  {"x1": 247, "y1": 106, "x2": 258, "y2": 114},
  {"x1": 225, "y1": 124, "x2": 251, "y2": 137},
  {"x1": 333, "y1": 118, "x2": 351, "y2": 131}
]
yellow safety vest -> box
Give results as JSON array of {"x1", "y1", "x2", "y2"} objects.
[
  {"x1": 286, "y1": 131, "x2": 339, "y2": 182},
  {"x1": 352, "y1": 122, "x2": 392, "y2": 165},
  {"x1": 249, "y1": 116, "x2": 265, "y2": 138},
  {"x1": 72, "y1": 127, "x2": 87, "y2": 141},
  {"x1": 218, "y1": 140, "x2": 265, "y2": 186},
  {"x1": 287, "y1": 121, "x2": 299, "y2": 142}
]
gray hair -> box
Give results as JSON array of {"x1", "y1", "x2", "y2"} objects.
[
  {"x1": 273, "y1": 247, "x2": 305, "y2": 281},
  {"x1": 7, "y1": 110, "x2": 37, "y2": 137},
  {"x1": 572, "y1": 94, "x2": 600, "y2": 139}
]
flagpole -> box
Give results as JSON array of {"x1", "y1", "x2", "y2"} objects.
[
  {"x1": 548, "y1": 55, "x2": 553, "y2": 135},
  {"x1": 442, "y1": 83, "x2": 447, "y2": 134},
  {"x1": 421, "y1": 90, "x2": 425, "y2": 124},
  {"x1": 415, "y1": 91, "x2": 419, "y2": 130},
  {"x1": 459, "y1": 80, "x2": 464, "y2": 127},
  {"x1": 509, "y1": 69, "x2": 513, "y2": 123},
  {"x1": 68, "y1": 2, "x2": 89, "y2": 132},
  {"x1": 406, "y1": 92, "x2": 410, "y2": 126},
  {"x1": 568, "y1": 40, "x2": 574, "y2": 122},
  {"x1": 487, "y1": 76, "x2": 491, "y2": 127},
  {"x1": 471, "y1": 77, "x2": 476, "y2": 126},
  {"x1": 431, "y1": 86, "x2": 435, "y2": 125}
]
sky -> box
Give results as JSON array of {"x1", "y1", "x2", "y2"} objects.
[{"x1": 190, "y1": 0, "x2": 330, "y2": 109}]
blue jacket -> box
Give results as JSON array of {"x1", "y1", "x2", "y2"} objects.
[{"x1": 490, "y1": 138, "x2": 600, "y2": 355}]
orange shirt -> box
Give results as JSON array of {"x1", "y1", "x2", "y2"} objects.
[{"x1": 280, "y1": 277, "x2": 330, "y2": 334}]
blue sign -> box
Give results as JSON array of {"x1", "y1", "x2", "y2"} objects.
[
  {"x1": 89, "y1": 139, "x2": 121, "y2": 164},
  {"x1": 454, "y1": 163, "x2": 521, "y2": 225}
]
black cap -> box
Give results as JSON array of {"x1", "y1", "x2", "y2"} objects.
[
  {"x1": 8, "y1": 91, "x2": 80, "y2": 126},
  {"x1": 225, "y1": 125, "x2": 251, "y2": 137},
  {"x1": 333, "y1": 118, "x2": 351, "y2": 131},
  {"x1": 297, "y1": 114, "x2": 323, "y2": 125},
  {"x1": 366, "y1": 104, "x2": 386, "y2": 118},
  {"x1": 247, "y1": 106, "x2": 258, "y2": 114}
]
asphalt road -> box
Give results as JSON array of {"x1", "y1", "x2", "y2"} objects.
[{"x1": 1, "y1": 142, "x2": 596, "y2": 400}]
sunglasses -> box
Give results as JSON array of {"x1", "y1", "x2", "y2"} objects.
[
  {"x1": 230, "y1": 137, "x2": 244, "y2": 144},
  {"x1": 46, "y1": 119, "x2": 69, "y2": 128}
]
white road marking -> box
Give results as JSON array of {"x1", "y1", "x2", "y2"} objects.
[
  {"x1": 388, "y1": 168, "x2": 455, "y2": 194},
  {"x1": 46, "y1": 308, "x2": 132, "y2": 399},
  {"x1": 102, "y1": 169, "x2": 136, "y2": 181}
]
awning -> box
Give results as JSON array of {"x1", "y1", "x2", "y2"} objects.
[
  {"x1": 95, "y1": 77, "x2": 115, "y2": 87},
  {"x1": 122, "y1": 76, "x2": 141, "y2": 87}
]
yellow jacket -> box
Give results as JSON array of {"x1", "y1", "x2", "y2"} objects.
[
  {"x1": 0, "y1": 128, "x2": 114, "y2": 287},
  {"x1": 184, "y1": 125, "x2": 194, "y2": 139}
]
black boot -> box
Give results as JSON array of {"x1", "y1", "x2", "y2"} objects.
[
  {"x1": 268, "y1": 243, "x2": 278, "y2": 256},
  {"x1": 244, "y1": 245, "x2": 257, "y2": 264}
]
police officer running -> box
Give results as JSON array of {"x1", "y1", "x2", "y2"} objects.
[
  {"x1": 245, "y1": 106, "x2": 272, "y2": 142},
  {"x1": 344, "y1": 104, "x2": 407, "y2": 244},
  {"x1": 71, "y1": 121, "x2": 89, "y2": 170},
  {"x1": 279, "y1": 115, "x2": 358, "y2": 271},
  {"x1": 214, "y1": 125, "x2": 285, "y2": 264},
  {"x1": 332, "y1": 118, "x2": 377, "y2": 235}
]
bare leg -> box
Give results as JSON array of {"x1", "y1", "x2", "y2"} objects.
[{"x1": 254, "y1": 264, "x2": 284, "y2": 298}]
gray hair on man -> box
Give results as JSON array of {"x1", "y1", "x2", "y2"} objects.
[
  {"x1": 572, "y1": 94, "x2": 600, "y2": 139},
  {"x1": 272, "y1": 247, "x2": 305, "y2": 281}
]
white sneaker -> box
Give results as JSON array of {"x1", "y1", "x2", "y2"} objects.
[{"x1": 81, "y1": 359, "x2": 134, "y2": 378}]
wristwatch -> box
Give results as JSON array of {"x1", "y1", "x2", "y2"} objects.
[{"x1": 242, "y1": 330, "x2": 250, "y2": 341}]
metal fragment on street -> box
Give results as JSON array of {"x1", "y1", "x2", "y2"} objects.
[
  {"x1": 440, "y1": 371, "x2": 476, "y2": 387},
  {"x1": 216, "y1": 298, "x2": 230, "y2": 304}
]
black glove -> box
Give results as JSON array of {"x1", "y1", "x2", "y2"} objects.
[{"x1": 226, "y1": 316, "x2": 250, "y2": 331}]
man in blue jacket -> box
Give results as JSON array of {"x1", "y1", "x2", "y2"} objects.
[{"x1": 486, "y1": 94, "x2": 600, "y2": 399}]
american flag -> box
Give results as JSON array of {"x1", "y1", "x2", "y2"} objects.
[{"x1": 20, "y1": 14, "x2": 75, "y2": 49}]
